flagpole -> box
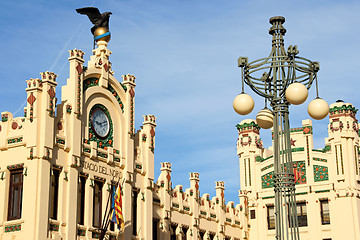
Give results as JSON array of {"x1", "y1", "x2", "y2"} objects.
[{"x1": 98, "y1": 177, "x2": 123, "y2": 240}]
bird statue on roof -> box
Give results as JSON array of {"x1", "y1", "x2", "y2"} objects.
[{"x1": 76, "y1": 7, "x2": 112, "y2": 42}]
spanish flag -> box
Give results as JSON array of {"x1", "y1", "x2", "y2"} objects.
[{"x1": 111, "y1": 184, "x2": 124, "y2": 230}]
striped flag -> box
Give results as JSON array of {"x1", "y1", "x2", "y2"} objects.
[{"x1": 111, "y1": 184, "x2": 124, "y2": 230}]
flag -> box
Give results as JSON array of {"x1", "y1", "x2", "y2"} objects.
[{"x1": 111, "y1": 184, "x2": 124, "y2": 230}]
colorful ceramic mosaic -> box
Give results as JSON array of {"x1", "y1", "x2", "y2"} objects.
[
  {"x1": 314, "y1": 165, "x2": 329, "y2": 182},
  {"x1": 7, "y1": 137, "x2": 23, "y2": 144},
  {"x1": 107, "y1": 84, "x2": 124, "y2": 112},
  {"x1": 261, "y1": 164, "x2": 274, "y2": 172},
  {"x1": 56, "y1": 138, "x2": 65, "y2": 145},
  {"x1": 49, "y1": 223, "x2": 59, "y2": 231},
  {"x1": 313, "y1": 157, "x2": 327, "y2": 162},
  {"x1": 262, "y1": 161, "x2": 306, "y2": 188},
  {"x1": 77, "y1": 229, "x2": 86, "y2": 236},
  {"x1": 83, "y1": 77, "x2": 99, "y2": 91},
  {"x1": 236, "y1": 121, "x2": 260, "y2": 134},
  {"x1": 5, "y1": 224, "x2": 21, "y2": 232},
  {"x1": 329, "y1": 104, "x2": 358, "y2": 116},
  {"x1": 312, "y1": 145, "x2": 331, "y2": 153},
  {"x1": 261, "y1": 171, "x2": 274, "y2": 188},
  {"x1": 7, "y1": 163, "x2": 24, "y2": 170}
]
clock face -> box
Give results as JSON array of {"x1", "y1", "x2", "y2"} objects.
[{"x1": 91, "y1": 108, "x2": 110, "y2": 138}]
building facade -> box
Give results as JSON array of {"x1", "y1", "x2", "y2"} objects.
[
  {"x1": 237, "y1": 101, "x2": 360, "y2": 240},
  {"x1": 0, "y1": 40, "x2": 246, "y2": 240}
]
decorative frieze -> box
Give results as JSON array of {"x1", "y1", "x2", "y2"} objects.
[
  {"x1": 7, "y1": 137, "x2": 23, "y2": 144},
  {"x1": 313, "y1": 165, "x2": 329, "y2": 182},
  {"x1": 5, "y1": 224, "x2": 21, "y2": 232},
  {"x1": 49, "y1": 223, "x2": 59, "y2": 231},
  {"x1": 7, "y1": 163, "x2": 24, "y2": 170},
  {"x1": 236, "y1": 121, "x2": 260, "y2": 134}
]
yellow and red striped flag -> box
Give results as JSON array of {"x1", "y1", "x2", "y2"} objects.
[{"x1": 111, "y1": 184, "x2": 124, "y2": 230}]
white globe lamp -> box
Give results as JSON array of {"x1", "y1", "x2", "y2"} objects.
[
  {"x1": 308, "y1": 98, "x2": 329, "y2": 120},
  {"x1": 233, "y1": 93, "x2": 254, "y2": 115},
  {"x1": 285, "y1": 82, "x2": 308, "y2": 105}
]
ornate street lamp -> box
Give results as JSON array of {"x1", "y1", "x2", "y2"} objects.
[{"x1": 233, "y1": 16, "x2": 329, "y2": 240}]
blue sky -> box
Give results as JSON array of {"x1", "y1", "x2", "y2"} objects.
[{"x1": 1, "y1": 0, "x2": 359, "y2": 203}]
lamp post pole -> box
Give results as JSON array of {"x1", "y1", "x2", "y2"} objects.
[{"x1": 234, "y1": 16, "x2": 329, "y2": 240}]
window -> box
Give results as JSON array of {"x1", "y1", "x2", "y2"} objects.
[
  {"x1": 297, "y1": 202, "x2": 308, "y2": 227},
  {"x1": 199, "y1": 230, "x2": 205, "y2": 240},
  {"x1": 77, "y1": 175, "x2": 86, "y2": 225},
  {"x1": 93, "y1": 180, "x2": 103, "y2": 228},
  {"x1": 132, "y1": 189, "x2": 139, "y2": 236},
  {"x1": 153, "y1": 218, "x2": 159, "y2": 240},
  {"x1": 170, "y1": 224, "x2": 177, "y2": 240},
  {"x1": 267, "y1": 205, "x2": 275, "y2": 230},
  {"x1": 209, "y1": 232, "x2": 215, "y2": 240},
  {"x1": 182, "y1": 226, "x2": 188, "y2": 240},
  {"x1": 320, "y1": 199, "x2": 330, "y2": 225},
  {"x1": 250, "y1": 209, "x2": 256, "y2": 219},
  {"x1": 8, "y1": 168, "x2": 23, "y2": 220},
  {"x1": 50, "y1": 168, "x2": 60, "y2": 220}
]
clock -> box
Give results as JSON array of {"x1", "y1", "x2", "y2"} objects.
[{"x1": 91, "y1": 107, "x2": 110, "y2": 138}]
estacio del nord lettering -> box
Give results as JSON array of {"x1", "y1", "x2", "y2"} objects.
[{"x1": 79, "y1": 159, "x2": 121, "y2": 178}]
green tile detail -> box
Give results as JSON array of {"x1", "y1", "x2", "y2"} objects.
[
  {"x1": 7, "y1": 137, "x2": 23, "y2": 144},
  {"x1": 183, "y1": 206, "x2": 190, "y2": 211},
  {"x1": 313, "y1": 157, "x2": 327, "y2": 162},
  {"x1": 107, "y1": 84, "x2": 124, "y2": 112},
  {"x1": 290, "y1": 127, "x2": 304, "y2": 133},
  {"x1": 92, "y1": 231, "x2": 99, "y2": 239},
  {"x1": 49, "y1": 223, "x2": 59, "y2": 231},
  {"x1": 329, "y1": 104, "x2": 358, "y2": 116},
  {"x1": 295, "y1": 192, "x2": 308, "y2": 195},
  {"x1": 289, "y1": 147, "x2": 305, "y2": 153},
  {"x1": 200, "y1": 210, "x2": 207, "y2": 216},
  {"x1": 56, "y1": 138, "x2": 65, "y2": 145},
  {"x1": 136, "y1": 164, "x2": 142, "y2": 170},
  {"x1": 261, "y1": 161, "x2": 306, "y2": 188},
  {"x1": 5, "y1": 224, "x2": 21, "y2": 232},
  {"x1": 256, "y1": 155, "x2": 273, "y2": 163},
  {"x1": 210, "y1": 213, "x2": 216, "y2": 218},
  {"x1": 77, "y1": 229, "x2": 86, "y2": 236},
  {"x1": 314, "y1": 165, "x2": 329, "y2": 182},
  {"x1": 261, "y1": 164, "x2": 274, "y2": 172},
  {"x1": 313, "y1": 145, "x2": 331, "y2": 153},
  {"x1": 7, "y1": 163, "x2": 24, "y2": 170},
  {"x1": 315, "y1": 189, "x2": 330, "y2": 193},
  {"x1": 226, "y1": 218, "x2": 232, "y2": 223},
  {"x1": 83, "y1": 77, "x2": 99, "y2": 91},
  {"x1": 262, "y1": 196, "x2": 275, "y2": 199},
  {"x1": 261, "y1": 171, "x2": 274, "y2": 188},
  {"x1": 172, "y1": 203, "x2": 179, "y2": 208},
  {"x1": 236, "y1": 121, "x2": 260, "y2": 133},
  {"x1": 97, "y1": 152, "x2": 108, "y2": 158}
]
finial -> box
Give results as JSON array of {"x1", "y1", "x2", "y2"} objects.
[
  {"x1": 76, "y1": 7, "x2": 112, "y2": 42},
  {"x1": 269, "y1": 16, "x2": 286, "y2": 36}
]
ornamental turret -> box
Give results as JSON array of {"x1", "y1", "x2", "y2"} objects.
[
  {"x1": 327, "y1": 100, "x2": 359, "y2": 188},
  {"x1": 236, "y1": 119, "x2": 263, "y2": 193}
]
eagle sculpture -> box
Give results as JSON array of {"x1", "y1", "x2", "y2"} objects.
[{"x1": 76, "y1": 7, "x2": 112, "y2": 35}]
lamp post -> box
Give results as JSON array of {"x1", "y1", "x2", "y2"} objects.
[{"x1": 233, "y1": 16, "x2": 329, "y2": 240}]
